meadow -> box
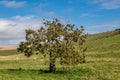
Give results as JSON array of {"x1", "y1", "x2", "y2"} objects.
[{"x1": 0, "y1": 30, "x2": 120, "y2": 80}]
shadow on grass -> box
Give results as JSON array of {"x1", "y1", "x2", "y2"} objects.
[
  {"x1": 7, "y1": 68, "x2": 68, "y2": 74},
  {"x1": 6, "y1": 67, "x2": 93, "y2": 76}
]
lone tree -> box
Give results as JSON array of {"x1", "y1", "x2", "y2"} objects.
[{"x1": 17, "y1": 19, "x2": 87, "y2": 73}]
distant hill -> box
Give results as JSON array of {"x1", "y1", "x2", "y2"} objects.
[
  {"x1": 0, "y1": 45, "x2": 18, "y2": 50},
  {"x1": 0, "y1": 46, "x2": 19, "y2": 56},
  {"x1": 86, "y1": 29, "x2": 120, "y2": 52},
  {"x1": 87, "y1": 29, "x2": 120, "y2": 41}
]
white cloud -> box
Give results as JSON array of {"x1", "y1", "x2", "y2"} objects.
[
  {"x1": 92, "y1": 0, "x2": 120, "y2": 9},
  {"x1": 12, "y1": 15, "x2": 37, "y2": 21},
  {"x1": 0, "y1": 19, "x2": 11, "y2": 31},
  {"x1": 45, "y1": 11, "x2": 55, "y2": 16},
  {"x1": 0, "y1": 16, "x2": 43, "y2": 45},
  {"x1": 80, "y1": 13, "x2": 98, "y2": 18},
  {"x1": 0, "y1": 0, "x2": 25, "y2": 8}
]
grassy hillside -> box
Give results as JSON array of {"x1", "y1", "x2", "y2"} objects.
[
  {"x1": 0, "y1": 30, "x2": 120, "y2": 80},
  {"x1": 87, "y1": 29, "x2": 120, "y2": 41},
  {"x1": 86, "y1": 34, "x2": 120, "y2": 52}
]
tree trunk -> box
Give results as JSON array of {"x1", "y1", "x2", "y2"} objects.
[
  {"x1": 82, "y1": 51, "x2": 86, "y2": 63},
  {"x1": 49, "y1": 60, "x2": 56, "y2": 73},
  {"x1": 49, "y1": 52, "x2": 56, "y2": 73}
]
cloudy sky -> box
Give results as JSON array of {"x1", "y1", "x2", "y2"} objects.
[{"x1": 0, "y1": 0, "x2": 120, "y2": 46}]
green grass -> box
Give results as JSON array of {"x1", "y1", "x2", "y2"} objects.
[
  {"x1": 86, "y1": 34, "x2": 120, "y2": 52},
  {"x1": 88, "y1": 51, "x2": 120, "y2": 58},
  {"x1": 0, "y1": 54, "x2": 120, "y2": 80},
  {"x1": 0, "y1": 50, "x2": 21, "y2": 56},
  {"x1": 0, "y1": 50, "x2": 120, "y2": 80},
  {"x1": 0, "y1": 68, "x2": 94, "y2": 80},
  {"x1": 0, "y1": 31, "x2": 120, "y2": 80}
]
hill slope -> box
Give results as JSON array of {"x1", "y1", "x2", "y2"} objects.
[
  {"x1": 0, "y1": 45, "x2": 18, "y2": 50},
  {"x1": 86, "y1": 29, "x2": 120, "y2": 52},
  {"x1": 0, "y1": 46, "x2": 19, "y2": 56},
  {"x1": 87, "y1": 29, "x2": 120, "y2": 41}
]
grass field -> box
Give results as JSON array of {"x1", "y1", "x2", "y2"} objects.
[
  {"x1": 0, "y1": 50, "x2": 20, "y2": 56},
  {"x1": 0, "y1": 31, "x2": 120, "y2": 80}
]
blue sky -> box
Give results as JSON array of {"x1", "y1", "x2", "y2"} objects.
[{"x1": 0, "y1": 0, "x2": 120, "y2": 45}]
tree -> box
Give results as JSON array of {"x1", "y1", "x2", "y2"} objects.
[{"x1": 17, "y1": 19, "x2": 87, "y2": 73}]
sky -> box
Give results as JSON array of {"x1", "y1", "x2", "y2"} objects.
[{"x1": 0, "y1": 0, "x2": 120, "y2": 46}]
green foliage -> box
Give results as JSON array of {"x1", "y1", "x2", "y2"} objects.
[{"x1": 17, "y1": 18, "x2": 87, "y2": 72}]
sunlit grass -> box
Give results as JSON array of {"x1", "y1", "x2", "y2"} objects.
[
  {"x1": 0, "y1": 34, "x2": 120, "y2": 80},
  {"x1": 86, "y1": 34, "x2": 120, "y2": 52},
  {"x1": 0, "y1": 50, "x2": 120, "y2": 80}
]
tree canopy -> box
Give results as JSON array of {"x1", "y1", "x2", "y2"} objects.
[{"x1": 17, "y1": 18, "x2": 87, "y2": 73}]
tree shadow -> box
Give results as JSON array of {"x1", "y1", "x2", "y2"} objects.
[{"x1": 7, "y1": 68, "x2": 68, "y2": 74}]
